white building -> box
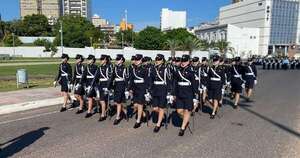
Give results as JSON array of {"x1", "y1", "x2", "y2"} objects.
[
  {"x1": 62, "y1": 0, "x2": 91, "y2": 19},
  {"x1": 195, "y1": 24, "x2": 260, "y2": 57},
  {"x1": 160, "y1": 8, "x2": 187, "y2": 31},
  {"x1": 91, "y1": 14, "x2": 109, "y2": 27},
  {"x1": 219, "y1": 0, "x2": 300, "y2": 56}
]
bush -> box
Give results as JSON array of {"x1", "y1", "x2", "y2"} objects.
[
  {"x1": 34, "y1": 38, "x2": 50, "y2": 46},
  {"x1": 3, "y1": 33, "x2": 22, "y2": 47}
]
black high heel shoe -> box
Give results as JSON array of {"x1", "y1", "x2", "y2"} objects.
[{"x1": 153, "y1": 125, "x2": 161, "y2": 133}]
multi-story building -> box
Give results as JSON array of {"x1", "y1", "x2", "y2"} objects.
[
  {"x1": 160, "y1": 8, "x2": 186, "y2": 31},
  {"x1": 195, "y1": 24, "x2": 260, "y2": 57},
  {"x1": 119, "y1": 19, "x2": 134, "y2": 31},
  {"x1": 62, "y1": 0, "x2": 91, "y2": 19},
  {"x1": 20, "y1": 0, "x2": 60, "y2": 24},
  {"x1": 219, "y1": 0, "x2": 300, "y2": 56},
  {"x1": 91, "y1": 14, "x2": 109, "y2": 27}
]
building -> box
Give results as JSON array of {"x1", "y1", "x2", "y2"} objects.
[
  {"x1": 195, "y1": 24, "x2": 260, "y2": 57},
  {"x1": 219, "y1": 0, "x2": 300, "y2": 56},
  {"x1": 160, "y1": 8, "x2": 187, "y2": 31},
  {"x1": 91, "y1": 14, "x2": 109, "y2": 27},
  {"x1": 20, "y1": 0, "x2": 61, "y2": 24},
  {"x1": 62, "y1": 0, "x2": 91, "y2": 19},
  {"x1": 119, "y1": 19, "x2": 134, "y2": 31}
]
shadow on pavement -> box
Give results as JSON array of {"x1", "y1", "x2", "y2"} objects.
[
  {"x1": 241, "y1": 107, "x2": 300, "y2": 139},
  {"x1": 0, "y1": 127, "x2": 50, "y2": 158}
]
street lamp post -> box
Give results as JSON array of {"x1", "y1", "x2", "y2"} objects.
[
  {"x1": 121, "y1": 32, "x2": 124, "y2": 49},
  {"x1": 12, "y1": 33, "x2": 15, "y2": 56},
  {"x1": 60, "y1": 20, "x2": 64, "y2": 55}
]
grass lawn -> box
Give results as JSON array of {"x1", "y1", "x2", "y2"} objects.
[
  {"x1": 0, "y1": 58, "x2": 77, "y2": 63},
  {"x1": 0, "y1": 61, "x2": 132, "y2": 92},
  {"x1": 0, "y1": 64, "x2": 59, "y2": 92}
]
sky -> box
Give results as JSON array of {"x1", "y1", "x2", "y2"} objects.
[{"x1": 0, "y1": 0, "x2": 230, "y2": 31}]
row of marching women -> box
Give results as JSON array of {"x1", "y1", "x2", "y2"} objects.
[
  {"x1": 262, "y1": 57, "x2": 300, "y2": 70},
  {"x1": 54, "y1": 53, "x2": 258, "y2": 136}
]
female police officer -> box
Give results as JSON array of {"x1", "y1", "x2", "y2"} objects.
[
  {"x1": 54, "y1": 53, "x2": 72, "y2": 112},
  {"x1": 149, "y1": 54, "x2": 172, "y2": 133},
  {"x1": 173, "y1": 55, "x2": 197, "y2": 136}
]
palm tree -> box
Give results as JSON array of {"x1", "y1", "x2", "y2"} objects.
[
  {"x1": 199, "y1": 40, "x2": 210, "y2": 51},
  {"x1": 165, "y1": 39, "x2": 181, "y2": 57},
  {"x1": 214, "y1": 40, "x2": 230, "y2": 58},
  {"x1": 182, "y1": 36, "x2": 202, "y2": 55}
]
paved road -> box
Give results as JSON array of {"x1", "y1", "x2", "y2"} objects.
[{"x1": 0, "y1": 69, "x2": 299, "y2": 158}]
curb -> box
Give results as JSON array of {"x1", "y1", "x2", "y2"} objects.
[{"x1": 0, "y1": 97, "x2": 62, "y2": 115}]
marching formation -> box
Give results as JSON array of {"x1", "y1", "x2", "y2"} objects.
[
  {"x1": 261, "y1": 57, "x2": 300, "y2": 70},
  {"x1": 54, "y1": 53, "x2": 258, "y2": 136}
]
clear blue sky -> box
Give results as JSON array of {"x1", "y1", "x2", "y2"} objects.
[{"x1": 0, "y1": 0, "x2": 230, "y2": 31}]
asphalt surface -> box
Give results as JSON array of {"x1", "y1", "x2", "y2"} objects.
[{"x1": 0, "y1": 68, "x2": 299, "y2": 158}]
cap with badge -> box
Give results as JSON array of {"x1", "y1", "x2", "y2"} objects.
[
  {"x1": 87, "y1": 54, "x2": 96, "y2": 61},
  {"x1": 135, "y1": 54, "x2": 143, "y2": 61},
  {"x1": 181, "y1": 54, "x2": 190, "y2": 62},
  {"x1": 202, "y1": 57, "x2": 208, "y2": 62},
  {"x1": 175, "y1": 57, "x2": 181, "y2": 62},
  {"x1": 235, "y1": 57, "x2": 241, "y2": 62},
  {"x1": 75, "y1": 54, "x2": 84, "y2": 61},
  {"x1": 212, "y1": 55, "x2": 220, "y2": 62},
  {"x1": 192, "y1": 57, "x2": 199, "y2": 62},
  {"x1": 155, "y1": 54, "x2": 165, "y2": 61},
  {"x1": 116, "y1": 54, "x2": 125, "y2": 62},
  {"x1": 100, "y1": 54, "x2": 108, "y2": 61},
  {"x1": 131, "y1": 55, "x2": 136, "y2": 61},
  {"x1": 61, "y1": 53, "x2": 69, "y2": 60}
]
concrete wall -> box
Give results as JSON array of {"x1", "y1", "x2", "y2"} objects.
[{"x1": 0, "y1": 47, "x2": 209, "y2": 59}]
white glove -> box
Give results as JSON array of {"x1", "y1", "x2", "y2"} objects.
[
  {"x1": 222, "y1": 89, "x2": 225, "y2": 95},
  {"x1": 242, "y1": 83, "x2": 245, "y2": 89},
  {"x1": 68, "y1": 84, "x2": 73, "y2": 90},
  {"x1": 226, "y1": 81, "x2": 231, "y2": 86},
  {"x1": 96, "y1": 88, "x2": 100, "y2": 99},
  {"x1": 202, "y1": 86, "x2": 207, "y2": 91},
  {"x1": 166, "y1": 95, "x2": 174, "y2": 104},
  {"x1": 53, "y1": 81, "x2": 57, "y2": 87},
  {"x1": 144, "y1": 92, "x2": 152, "y2": 102},
  {"x1": 103, "y1": 88, "x2": 109, "y2": 94},
  {"x1": 125, "y1": 91, "x2": 130, "y2": 100},
  {"x1": 75, "y1": 84, "x2": 81, "y2": 90},
  {"x1": 199, "y1": 88, "x2": 203, "y2": 94},
  {"x1": 193, "y1": 99, "x2": 199, "y2": 104},
  {"x1": 86, "y1": 86, "x2": 91, "y2": 94},
  {"x1": 254, "y1": 80, "x2": 257, "y2": 85}
]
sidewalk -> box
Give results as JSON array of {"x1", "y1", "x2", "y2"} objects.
[{"x1": 0, "y1": 87, "x2": 63, "y2": 115}]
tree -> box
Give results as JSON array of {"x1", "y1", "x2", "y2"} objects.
[
  {"x1": 53, "y1": 15, "x2": 101, "y2": 48},
  {"x1": 3, "y1": 33, "x2": 22, "y2": 47},
  {"x1": 21, "y1": 14, "x2": 52, "y2": 36},
  {"x1": 164, "y1": 39, "x2": 181, "y2": 57},
  {"x1": 181, "y1": 36, "x2": 202, "y2": 55},
  {"x1": 134, "y1": 26, "x2": 165, "y2": 50},
  {"x1": 33, "y1": 38, "x2": 50, "y2": 46},
  {"x1": 164, "y1": 28, "x2": 195, "y2": 41},
  {"x1": 116, "y1": 30, "x2": 136, "y2": 47},
  {"x1": 214, "y1": 40, "x2": 230, "y2": 57}
]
